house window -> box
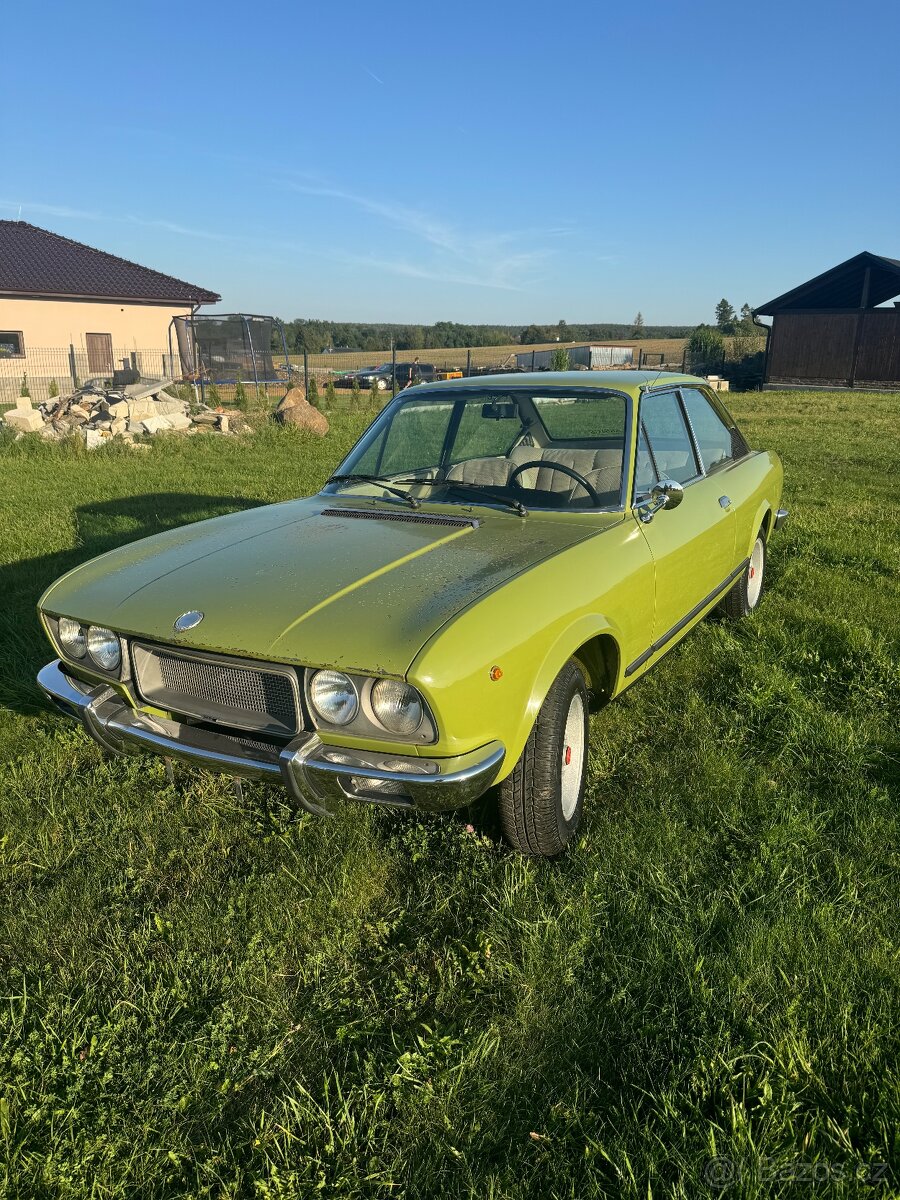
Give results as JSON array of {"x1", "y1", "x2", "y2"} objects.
[{"x1": 0, "y1": 331, "x2": 25, "y2": 358}]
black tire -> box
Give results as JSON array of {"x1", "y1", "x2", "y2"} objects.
[
  {"x1": 499, "y1": 660, "x2": 589, "y2": 857},
  {"x1": 719, "y1": 530, "x2": 767, "y2": 620}
]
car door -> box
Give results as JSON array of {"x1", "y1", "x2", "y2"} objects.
[
  {"x1": 630, "y1": 388, "x2": 737, "y2": 663},
  {"x1": 678, "y1": 385, "x2": 761, "y2": 556}
]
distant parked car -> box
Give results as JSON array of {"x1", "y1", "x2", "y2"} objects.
[
  {"x1": 335, "y1": 362, "x2": 441, "y2": 390},
  {"x1": 37, "y1": 370, "x2": 786, "y2": 858}
]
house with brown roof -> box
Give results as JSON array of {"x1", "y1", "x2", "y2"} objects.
[{"x1": 0, "y1": 221, "x2": 219, "y2": 397}]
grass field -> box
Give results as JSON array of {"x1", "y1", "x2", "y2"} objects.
[{"x1": 1, "y1": 390, "x2": 898, "y2": 1197}]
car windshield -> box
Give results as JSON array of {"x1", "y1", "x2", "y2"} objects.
[{"x1": 326, "y1": 387, "x2": 628, "y2": 510}]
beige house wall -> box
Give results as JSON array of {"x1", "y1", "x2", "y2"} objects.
[
  {"x1": 0, "y1": 296, "x2": 193, "y2": 401},
  {"x1": 0, "y1": 295, "x2": 191, "y2": 350}
]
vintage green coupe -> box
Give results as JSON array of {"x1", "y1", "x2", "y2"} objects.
[{"x1": 37, "y1": 371, "x2": 786, "y2": 857}]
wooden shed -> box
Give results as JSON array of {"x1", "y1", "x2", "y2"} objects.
[{"x1": 754, "y1": 251, "x2": 900, "y2": 389}]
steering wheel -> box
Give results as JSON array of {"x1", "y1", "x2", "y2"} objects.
[{"x1": 508, "y1": 459, "x2": 603, "y2": 505}]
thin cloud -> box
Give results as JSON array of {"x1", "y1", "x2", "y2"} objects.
[
  {"x1": 364, "y1": 67, "x2": 385, "y2": 85},
  {"x1": 0, "y1": 199, "x2": 232, "y2": 242},
  {"x1": 332, "y1": 252, "x2": 524, "y2": 291},
  {"x1": 280, "y1": 179, "x2": 568, "y2": 289}
]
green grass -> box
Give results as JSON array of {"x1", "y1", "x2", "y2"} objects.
[{"x1": 1, "y1": 392, "x2": 899, "y2": 1198}]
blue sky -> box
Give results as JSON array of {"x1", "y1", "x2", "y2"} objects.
[{"x1": 3, "y1": 0, "x2": 898, "y2": 325}]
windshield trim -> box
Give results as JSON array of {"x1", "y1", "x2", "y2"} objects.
[{"x1": 322, "y1": 383, "x2": 635, "y2": 513}]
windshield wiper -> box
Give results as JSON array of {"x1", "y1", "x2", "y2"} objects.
[
  {"x1": 394, "y1": 478, "x2": 527, "y2": 516},
  {"x1": 326, "y1": 473, "x2": 420, "y2": 510}
]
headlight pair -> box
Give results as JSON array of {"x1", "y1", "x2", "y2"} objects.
[
  {"x1": 308, "y1": 669, "x2": 427, "y2": 737},
  {"x1": 57, "y1": 617, "x2": 122, "y2": 673}
]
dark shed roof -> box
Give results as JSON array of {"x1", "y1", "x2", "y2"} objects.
[
  {"x1": 754, "y1": 251, "x2": 900, "y2": 315},
  {"x1": 0, "y1": 221, "x2": 220, "y2": 304}
]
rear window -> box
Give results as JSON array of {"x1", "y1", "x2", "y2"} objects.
[{"x1": 532, "y1": 392, "x2": 626, "y2": 440}]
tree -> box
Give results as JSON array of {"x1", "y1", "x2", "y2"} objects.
[
  {"x1": 520, "y1": 324, "x2": 545, "y2": 345},
  {"x1": 631, "y1": 311, "x2": 646, "y2": 338},
  {"x1": 550, "y1": 347, "x2": 570, "y2": 371},
  {"x1": 740, "y1": 303, "x2": 753, "y2": 322},
  {"x1": 307, "y1": 377, "x2": 319, "y2": 407},
  {"x1": 715, "y1": 299, "x2": 736, "y2": 332}
]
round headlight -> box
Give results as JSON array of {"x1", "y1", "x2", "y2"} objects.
[
  {"x1": 58, "y1": 616, "x2": 86, "y2": 659},
  {"x1": 309, "y1": 670, "x2": 358, "y2": 725},
  {"x1": 370, "y1": 678, "x2": 424, "y2": 735},
  {"x1": 87, "y1": 625, "x2": 121, "y2": 672}
]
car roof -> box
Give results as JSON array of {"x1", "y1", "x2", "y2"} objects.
[{"x1": 409, "y1": 370, "x2": 705, "y2": 396}]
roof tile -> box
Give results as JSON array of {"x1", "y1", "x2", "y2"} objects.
[{"x1": 0, "y1": 221, "x2": 220, "y2": 304}]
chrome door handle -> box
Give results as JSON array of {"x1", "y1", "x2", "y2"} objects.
[{"x1": 718, "y1": 495, "x2": 731, "y2": 509}]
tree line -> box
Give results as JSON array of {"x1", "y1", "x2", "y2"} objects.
[{"x1": 278, "y1": 317, "x2": 694, "y2": 353}]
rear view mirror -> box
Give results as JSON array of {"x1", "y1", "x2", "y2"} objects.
[{"x1": 482, "y1": 401, "x2": 518, "y2": 420}]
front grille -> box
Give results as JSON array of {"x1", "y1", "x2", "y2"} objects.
[{"x1": 132, "y1": 643, "x2": 301, "y2": 736}]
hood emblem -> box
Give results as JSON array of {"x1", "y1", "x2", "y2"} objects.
[{"x1": 173, "y1": 610, "x2": 204, "y2": 632}]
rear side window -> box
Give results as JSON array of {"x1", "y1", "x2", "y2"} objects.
[
  {"x1": 680, "y1": 388, "x2": 734, "y2": 470},
  {"x1": 639, "y1": 392, "x2": 700, "y2": 484}
]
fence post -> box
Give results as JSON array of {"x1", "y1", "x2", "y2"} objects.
[
  {"x1": 68, "y1": 344, "x2": 78, "y2": 391},
  {"x1": 466, "y1": 349, "x2": 472, "y2": 378},
  {"x1": 638, "y1": 348, "x2": 643, "y2": 369},
  {"x1": 531, "y1": 350, "x2": 536, "y2": 371},
  {"x1": 303, "y1": 348, "x2": 309, "y2": 402},
  {"x1": 682, "y1": 347, "x2": 688, "y2": 373},
  {"x1": 391, "y1": 345, "x2": 397, "y2": 397}
]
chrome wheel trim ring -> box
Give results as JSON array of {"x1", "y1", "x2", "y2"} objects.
[
  {"x1": 747, "y1": 538, "x2": 765, "y2": 608},
  {"x1": 560, "y1": 691, "x2": 586, "y2": 821}
]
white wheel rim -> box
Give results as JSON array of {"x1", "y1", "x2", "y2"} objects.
[
  {"x1": 560, "y1": 692, "x2": 586, "y2": 821},
  {"x1": 747, "y1": 538, "x2": 764, "y2": 607}
]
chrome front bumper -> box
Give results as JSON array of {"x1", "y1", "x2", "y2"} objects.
[{"x1": 37, "y1": 659, "x2": 504, "y2": 816}]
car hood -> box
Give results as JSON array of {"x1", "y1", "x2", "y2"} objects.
[{"x1": 40, "y1": 497, "x2": 615, "y2": 676}]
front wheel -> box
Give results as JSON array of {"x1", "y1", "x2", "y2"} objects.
[
  {"x1": 498, "y1": 660, "x2": 589, "y2": 857},
  {"x1": 720, "y1": 531, "x2": 767, "y2": 620}
]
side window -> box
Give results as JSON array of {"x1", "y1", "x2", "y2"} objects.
[
  {"x1": 680, "y1": 388, "x2": 734, "y2": 470},
  {"x1": 639, "y1": 392, "x2": 700, "y2": 485}
]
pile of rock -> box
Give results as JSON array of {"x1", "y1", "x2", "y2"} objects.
[
  {"x1": 274, "y1": 387, "x2": 329, "y2": 436},
  {"x1": 1, "y1": 383, "x2": 251, "y2": 446}
]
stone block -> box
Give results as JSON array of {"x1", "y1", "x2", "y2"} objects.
[
  {"x1": 141, "y1": 415, "x2": 173, "y2": 434},
  {"x1": 3, "y1": 407, "x2": 44, "y2": 433}
]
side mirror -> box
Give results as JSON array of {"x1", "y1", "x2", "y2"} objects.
[
  {"x1": 636, "y1": 478, "x2": 684, "y2": 523},
  {"x1": 651, "y1": 479, "x2": 684, "y2": 510}
]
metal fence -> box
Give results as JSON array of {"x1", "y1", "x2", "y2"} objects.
[
  {"x1": 3, "y1": 337, "x2": 760, "y2": 410},
  {"x1": 0, "y1": 346, "x2": 180, "y2": 406}
]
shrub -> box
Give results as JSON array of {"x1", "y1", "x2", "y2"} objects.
[
  {"x1": 369, "y1": 379, "x2": 381, "y2": 405},
  {"x1": 550, "y1": 347, "x2": 570, "y2": 371},
  {"x1": 48, "y1": 378, "x2": 59, "y2": 398},
  {"x1": 206, "y1": 383, "x2": 221, "y2": 407},
  {"x1": 307, "y1": 378, "x2": 319, "y2": 407},
  {"x1": 350, "y1": 378, "x2": 361, "y2": 404},
  {"x1": 20, "y1": 373, "x2": 30, "y2": 398},
  {"x1": 687, "y1": 325, "x2": 725, "y2": 373},
  {"x1": 234, "y1": 376, "x2": 248, "y2": 411},
  {"x1": 324, "y1": 380, "x2": 336, "y2": 406}
]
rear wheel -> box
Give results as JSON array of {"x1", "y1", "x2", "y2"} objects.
[
  {"x1": 720, "y1": 531, "x2": 767, "y2": 620},
  {"x1": 499, "y1": 660, "x2": 588, "y2": 857}
]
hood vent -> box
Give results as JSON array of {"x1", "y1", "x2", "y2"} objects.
[{"x1": 320, "y1": 507, "x2": 479, "y2": 529}]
